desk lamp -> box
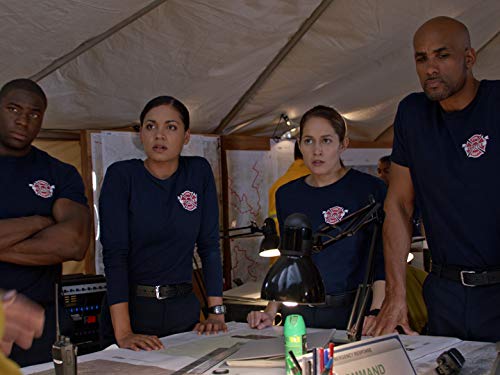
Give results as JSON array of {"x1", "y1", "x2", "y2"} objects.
[
  {"x1": 193, "y1": 218, "x2": 279, "y2": 317},
  {"x1": 220, "y1": 218, "x2": 280, "y2": 257},
  {"x1": 261, "y1": 213, "x2": 326, "y2": 305},
  {"x1": 261, "y1": 196, "x2": 383, "y2": 341}
]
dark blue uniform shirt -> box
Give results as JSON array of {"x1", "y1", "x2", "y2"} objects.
[
  {"x1": 0, "y1": 146, "x2": 87, "y2": 304},
  {"x1": 99, "y1": 156, "x2": 223, "y2": 305},
  {"x1": 276, "y1": 169, "x2": 386, "y2": 295},
  {"x1": 392, "y1": 80, "x2": 500, "y2": 269}
]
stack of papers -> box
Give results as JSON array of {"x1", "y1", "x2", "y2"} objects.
[
  {"x1": 223, "y1": 282, "x2": 263, "y2": 301},
  {"x1": 226, "y1": 330, "x2": 342, "y2": 368}
]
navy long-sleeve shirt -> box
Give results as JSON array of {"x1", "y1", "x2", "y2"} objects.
[
  {"x1": 99, "y1": 156, "x2": 223, "y2": 305},
  {"x1": 276, "y1": 169, "x2": 386, "y2": 295}
]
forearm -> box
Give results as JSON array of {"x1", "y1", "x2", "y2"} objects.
[
  {"x1": 0, "y1": 220, "x2": 89, "y2": 265},
  {"x1": 370, "y1": 280, "x2": 385, "y2": 310},
  {"x1": 110, "y1": 302, "x2": 133, "y2": 338},
  {"x1": 0, "y1": 216, "x2": 54, "y2": 251},
  {"x1": 383, "y1": 201, "x2": 413, "y2": 300},
  {"x1": 0, "y1": 207, "x2": 90, "y2": 265},
  {"x1": 0, "y1": 251, "x2": 65, "y2": 266},
  {"x1": 264, "y1": 301, "x2": 281, "y2": 316},
  {"x1": 198, "y1": 247, "x2": 223, "y2": 296},
  {"x1": 207, "y1": 296, "x2": 223, "y2": 308}
]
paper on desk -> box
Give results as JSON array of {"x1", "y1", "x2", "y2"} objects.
[
  {"x1": 228, "y1": 330, "x2": 336, "y2": 361},
  {"x1": 401, "y1": 334, "x2": 461, "y2": 361},
  {"x1": 29, "y1": 359, "x2": 175, "y2": 375},
  {"x1": 223, "y1": 282, "x2": 262, "y2": 300},
  {"x1": 160, "y1": 335, "x2": 247, "y2": 359},
  {"x1": 63, "y1": 325, "x2": 262, "y2": 372}
]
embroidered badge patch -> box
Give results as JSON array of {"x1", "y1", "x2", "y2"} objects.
[
  {"x1": 29, "y1": 180, "x2": 55, "y2": 198},
  {"x1": 322, "y1": 206, "x2": 348, "y2": 225},
  {"x1": 178, "y1": 190, "x2": 198, "y2": 211},
  {"x1": 462, "y1": 134, "x2": 489, "y2": 158}
]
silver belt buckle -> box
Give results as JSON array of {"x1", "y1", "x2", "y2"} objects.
[
  {"x1": 460, "y1": 270, "x2": 477, "y2": 287},
  {"x1": 155, "y1": 285, "x2": 167, "y2": 299}
]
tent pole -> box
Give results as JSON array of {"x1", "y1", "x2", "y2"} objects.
[
  {"x1": 213, "y1": 0, "x2": 334, "y2": 135},
  {"x1": 30, "y1": 0, "x2": 169, "y2": 82}
]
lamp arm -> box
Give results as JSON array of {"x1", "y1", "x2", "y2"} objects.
[
  {"x1": 316, "y1": 202, "x2": 382, "y2": 250},
  {"x1": 220, "y1": 222, "x2": 262, "y2": 239},
  {"x1": 271, "y1": 114, "x2": 285, "y2": 140},
  {"x1": 347, "y1": 220, "x2": 381, "y2": 342},
  {"x1": 311, "y1": 196, "x2": 383, "y2": 342},
  {"x1": 315, "y1": 201, "x2": 377, "y2": 235}
]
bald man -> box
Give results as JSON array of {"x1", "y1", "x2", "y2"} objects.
[{"x1": 370, "y1": 17, "x2": 500, "y2": 342}]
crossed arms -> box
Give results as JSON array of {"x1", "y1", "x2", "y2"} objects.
[{"x1": 0, "y1": 198, "x2": 91, "y2": 266}]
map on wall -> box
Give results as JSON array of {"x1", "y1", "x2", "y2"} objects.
[
  {"x1": 224, "y1": 140, "x2": 390, "y2": 286},
  {"x1": 90, "y1": 131, "x2": 221, "y2": 275},
  {"x1": 225, "y1": 140, "x2": 296, "y2": 285}
]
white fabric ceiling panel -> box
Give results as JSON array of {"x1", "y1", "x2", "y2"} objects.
[
  {"x1": 2, "y1": 1, "x2": 499, "y2": 140},
  {"x1": 39, "y1": 0, "x2": 321, "y2": 131},
  {"x1": 225, "y1": 0, "x2": 500, "y2": 140},
  {"x1": 0, "y1": 0, "x2": 150, "y2": 81}
]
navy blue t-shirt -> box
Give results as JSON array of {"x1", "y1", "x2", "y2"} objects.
[
  {"x1": 99, "y1": 156, "x2": 223, "y2": 305},
  {"x1": 392, "y1": 80, "x2": 500, "y2": 268},
  {"x1": 0, "y1": 146, "x2": 87, "y2": 304},
  {"x1": 276, "y1": 169, "x2": 386, "y2": 295}
]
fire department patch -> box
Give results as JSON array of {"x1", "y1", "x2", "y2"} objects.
[
  {"x1": 322, "y1": 206, "x2": 348, "y2": 225},
  {"x1": 178, "y1": 190, "x2": 198, "y2": 211},
  {"x1": 462, "y1": 134, "x2": 489, "y2": 158},
  {"x1": 29, "y1": 180, "x2": 55, "y2": 198}
]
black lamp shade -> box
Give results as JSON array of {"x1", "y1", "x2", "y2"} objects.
[
  {"x1": 260, "y1": 213, "x2": 325, "y2": 304},
  {"x1": 260, "y1": 254, "x2": 325, "y2": 304},
  {"x1": 259, "y1": 234, "x2": 280, "y2": 257},
  {"x1": 259, "y1": 218, "x2": 280, "y2": 257}
]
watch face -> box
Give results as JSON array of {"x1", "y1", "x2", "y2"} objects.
[{"x1": 212, "y1": 305, "x2": 226, "y2": 314}]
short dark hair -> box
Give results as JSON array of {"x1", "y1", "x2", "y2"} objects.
[
  {"x1": 379, "y1": 155, "x2": 391, "y2": 164},
  {"x1": 0, "y1": 78, "x2": 47, "y2": 109},
  {"x1": 140, "y1": 96, "x2": 190, "y2": 130}
]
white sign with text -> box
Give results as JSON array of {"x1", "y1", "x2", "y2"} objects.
[{"x1": 332, "y1": 334, "x2": 416, "y2": 375}]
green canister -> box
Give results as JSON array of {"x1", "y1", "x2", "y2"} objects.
[{"x1": 284, "y1": 314, "x2": 306, "y2": 375}]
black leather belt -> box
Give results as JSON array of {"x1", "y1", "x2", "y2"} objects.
[
  {"x1": 324, "y1": 290, "x2": 357, "y2": 308},
  {"x1": 431, "y1": 264, "x2": 500, "y2": 287},
  {"x1": 134, "y1": 283, "x2": 192, "y2": 300}
]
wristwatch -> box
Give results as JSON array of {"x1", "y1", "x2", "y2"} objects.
[{"x1": 208, "y1": 304, "x2": 227, "y2": 315}]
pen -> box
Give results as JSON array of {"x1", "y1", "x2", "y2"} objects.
[
  {"x1": 287, "y1": 356, "x2": 301, "y2": 375},
  {"x1": 313, "y1": 347, "x2": 317, "y2": 375},
  {"x1": 318, "y1": 347, "x2": 324, "y2": 371},
  {"x1": 289, "y1": 350, "x2": 303, "y2": 374},
  {"x1": 321, "y1": 357, "x2": 333, "y2": 375},
  {"x1": 328, "y1": 342, "x2": 334, "y2": 375}
]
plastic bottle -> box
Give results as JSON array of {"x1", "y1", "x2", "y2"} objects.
[{"x1": 284, "y1": 314, "x2": 306, "y2": 375}]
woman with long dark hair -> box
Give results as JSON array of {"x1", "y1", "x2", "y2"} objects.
[{"x1": 100, "y1": 96, "x2": 225, "y2": 350}]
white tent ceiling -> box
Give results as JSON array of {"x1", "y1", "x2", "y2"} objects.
[{"x1": 2, "y1": 0, "x2": 500, "y2": 141}]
